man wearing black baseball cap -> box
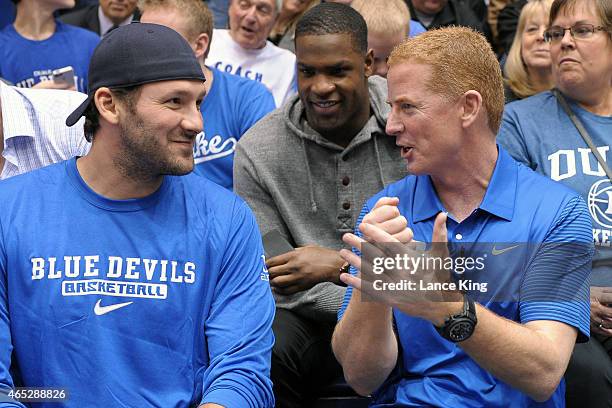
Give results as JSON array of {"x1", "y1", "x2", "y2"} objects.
[{"x1": 0, "y1": 22, "x2": 275, "y2": 408}]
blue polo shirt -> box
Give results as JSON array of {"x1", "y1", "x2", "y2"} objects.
[{"x1": 339, "y1": 147, "x2": 593, "y2": 408}]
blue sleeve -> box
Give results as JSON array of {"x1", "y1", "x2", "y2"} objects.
[
  {"x1": 520, "y1": 196, "x2": 594, "y2": 342},
  {"x1": 497, "y1": 104, "x2": 536, "y2": 170},
  {"x1": 0, "y1": 214, "x2": 26, "y2": 408},
  {"x1": 238, "y1": 83, "x2": 275, "y2": 136},
  {"x1": 409, "y1": 20, "x2": 427, "y2": 37},
  {"x1": 337, "y1": 201, "x2": 371, "y2": 321},
  {"x1": 200, "y1": 199, "x2": 275, "y2": 408}
]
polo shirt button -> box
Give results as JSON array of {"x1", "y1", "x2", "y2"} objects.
[
  {"x1": 342, "y1": 176, "x2": 350, "y2": 186},
  {"x1": 455, "y1": 233, "x2": 463, "y2": 240},
  {"x1": 343, "y1": 201, "x2": 351, "y2": 210}
]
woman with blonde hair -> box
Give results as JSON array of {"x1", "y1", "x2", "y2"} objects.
[
  {"x1": 269, "y1": 0, "x2": 320, "y2": 52},
  {"x1": 503, "y1": 0, "x2": 554, "y2": 102}
]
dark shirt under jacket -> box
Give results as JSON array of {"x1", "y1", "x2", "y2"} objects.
[
  {"x1": 405, "y1": 0, "x2": 493, "y2": 44},
  {"x1": 60, "y1": 4, "x2": 140, "y2": 36},
  {"x1": 497, "y1": 0, "x2": 527, "y2": 56}
]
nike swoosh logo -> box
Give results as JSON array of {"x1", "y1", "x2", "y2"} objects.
[
  {"x1": 94, "y1": 299, "x2": 133, "y2": 316},
  {"x1": 492, "y1": 245, "x2": 520, "y2": 256}
]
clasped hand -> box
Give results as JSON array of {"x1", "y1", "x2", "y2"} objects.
[
  {"x1": 267, "y1": 245, "x2": 344, "y2": 295},
  {"x1": 339, "y1": 197, "x2": 462, "y2": 320}
]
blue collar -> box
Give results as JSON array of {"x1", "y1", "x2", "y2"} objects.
[{"x1": 412, "y1": 146, "x2": 517, "y2": 223}]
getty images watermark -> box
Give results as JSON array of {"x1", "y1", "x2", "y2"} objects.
[
  {"x1": 371, "y1": 251, "x2": 488, "y2": 293},
  {"x1": 358, "y1": 242, "x2": 594, "y2": 303}
]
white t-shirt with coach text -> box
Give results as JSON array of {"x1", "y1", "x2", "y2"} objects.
[{"x1": 208, "y1": 29, "x2": 297, "y2": 108}]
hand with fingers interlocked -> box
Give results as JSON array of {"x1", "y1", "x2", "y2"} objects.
[
  {"x1": 266, "y1": 245, "x2": 345, "y2": 296},
  {"x1": 338, "y1": 196, "x2": 463, "y2": 323}
]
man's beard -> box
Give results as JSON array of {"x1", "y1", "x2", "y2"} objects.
[{"x1": 113, "y1": 110, "x2": 195, "y2": 183}]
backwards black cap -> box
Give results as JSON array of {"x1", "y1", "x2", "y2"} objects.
[{"x1": 66, "y1": 22, "x2": 205, "y2": 127}]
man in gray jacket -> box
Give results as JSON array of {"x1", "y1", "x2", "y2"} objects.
[{"x1": 234, "y1": 3, "x2": 407, "y2": 407}]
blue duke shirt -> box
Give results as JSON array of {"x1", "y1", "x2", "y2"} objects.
[
  {"x1": 0, "y1": 21, "x2": 99, "y2": 92},
  {"x1": 339, "y1": 147, "x2": 593, "y2": 408},
  {"x1": 0, "y1": 159, "x2": 275, "y2": 407},
  {"x1": 498, "y1": 91, "x2": 612, "y2": 286},
  {"x1": 194, "y1": 67, "x2": 275, "y2": 190}
]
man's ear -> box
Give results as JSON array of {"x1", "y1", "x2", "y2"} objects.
[
  {"x1": 95, "y1": 87, "x2": 121, "y2": 126},
  {"x1": 364, "y1": 48, "x2": 374, "y2": 78},
  {"x1": 460, "y1": 90, "x2": 483, "y2": 129},
  {"x1": 193, "y1": 33, "x2": 210, "y2": 61}
]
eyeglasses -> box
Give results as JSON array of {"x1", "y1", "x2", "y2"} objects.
[{"x1": 544, "y1": 23, "x2": 608, "y2": 43}]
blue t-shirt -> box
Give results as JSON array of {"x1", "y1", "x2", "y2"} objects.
[
  {"x1": 498, "y1": 91, "x2": 612, "y2": 286},
  {"x1": 339, "y1": 147, "x2": 592, "y2": 408},
  {"x1": 0, "y1": 20, "x2": 99, "y2": 92},
  {"x1": 0, "y1": 0, "x2": 14, "y2": 31},
  {"x1": 194, "y1": 67, "x2": 275, "y2": 190},
  {"x1": 0, "y1": 159, "x2": 275, "y2": 407}
]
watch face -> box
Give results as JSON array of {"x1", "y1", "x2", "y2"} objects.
[{"x1": 449, "y1": 319, "x2": 475, "y2": 342}]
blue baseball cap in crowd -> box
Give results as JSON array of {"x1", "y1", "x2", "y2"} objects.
[{"x1": 66, "y1": 22, "x2": 205, "y2": 127}]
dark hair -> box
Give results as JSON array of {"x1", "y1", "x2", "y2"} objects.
[
  {"x1": 83, "y1": 86, "x2": 141, "y2": 142},
  {"x1": 11, "y1": 0, "x2": 19, "y2": 4},
  {"x1": 295, "y1": 2, "x2": 368, "y2": 54}
]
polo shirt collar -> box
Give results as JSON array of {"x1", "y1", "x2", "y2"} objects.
[
  {"x1": 478, "y1": 146, "x2": 516, "y2": 221},
  {"x1": 412, "y1": 145, "x2": 517, "y2": 223},
  {"x1": 0, "y1": 82, "x2": 36, "y2": 141},
  {"x1": 412, "y1": 175, "x2": 445, "y2": 223}
]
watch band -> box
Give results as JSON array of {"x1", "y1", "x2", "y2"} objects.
[{"x1": 436, "y1": 295, "x2": 477, "y2": 342}]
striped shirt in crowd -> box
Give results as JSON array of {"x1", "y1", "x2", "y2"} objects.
[{"x1": 0, "y1": 82, "x2": 90, "y2": 180}]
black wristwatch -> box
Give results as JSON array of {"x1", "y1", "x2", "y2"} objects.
[{"x1": 436, "y1": 295, "x2": 477, "y2": 342}]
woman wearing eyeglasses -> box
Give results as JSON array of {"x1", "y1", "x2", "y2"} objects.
[
  {"x1": 503, "y1": 0, "x2": 554, "y2": 103},
  {"x1": 498, "y1": 0, "x2": 612, "y2": 407}
]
